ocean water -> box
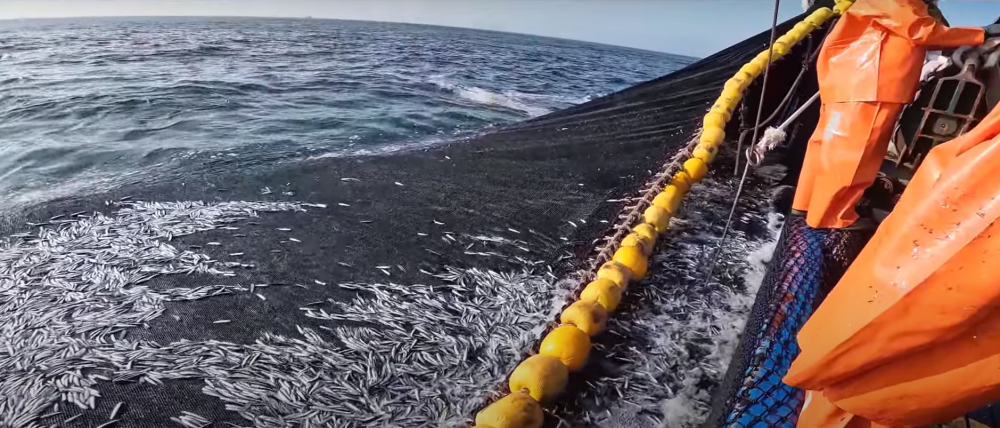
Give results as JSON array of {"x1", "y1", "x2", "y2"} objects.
[
  {"x1": 0, "y1": 17, "x2": 791, "y2": 428},
  {"x1": 0, "y1": 17, "x2": 694, "y2": 208}
]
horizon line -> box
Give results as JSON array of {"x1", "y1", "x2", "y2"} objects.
[{"x1": 0, "y1": 14, "x2": 703, "y2": 59}]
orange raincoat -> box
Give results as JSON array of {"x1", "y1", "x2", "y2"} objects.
[
  {"x1": 785, "y1": 66, "x2": 1000, "y2": 428},
  {"x1": 792, "y1": 0, "x2": 984, "y2": 229}
]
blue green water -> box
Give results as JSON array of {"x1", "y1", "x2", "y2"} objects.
[{"x1": 0, "y1": 17, "x2": 693, "y2": 207}]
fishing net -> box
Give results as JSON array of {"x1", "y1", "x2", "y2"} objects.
[
  {"x1": 724, "y1": 214, "x2": 823, "y2": 427},
  {"x1": 0, "y1": 5, "x2": 835, "y2": 428},
  {"x1": 819, "y1": 226, "x2": 876, "y2": 302},
  {"x1": 701, "y1": 214, "x2": 873, "y2": 428},
  {"x1": 702, "y1": 6, "x2": 1000, "y2": 428}
]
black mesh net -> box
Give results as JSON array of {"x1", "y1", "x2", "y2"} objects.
[
  {"x1": 700, "y1": 213, "x2": 870, "y2": 428},
  {"x1": 818, "y1": 225, "x2": 876, "y2": 304},
  {"x1": 2, "y1": 2, "x2": 929, "y2": 428},
  {"x1": 0, "y1": 10, "x2": 825, "y2": 428}
]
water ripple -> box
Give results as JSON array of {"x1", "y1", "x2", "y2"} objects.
[{"x1": 0, "y1": 17, "x2": 694, "y2": 208}]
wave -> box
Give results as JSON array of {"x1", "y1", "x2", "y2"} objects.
[
  {"x1": 0, "y1": 19, "x2": 683, "y2": 213},
  {"x1": 308, "y1": 128, "x2": 489, "y2": 160},
  {"x1": 428, "y1": 76, "x2": 590, "y2": 118}
]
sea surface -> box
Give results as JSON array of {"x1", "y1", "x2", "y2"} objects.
[
  {"x1": 0, "y1": 17, "x2": 783, "y2": 428},
  {"x1": 0, "y1": 17, "x2": 694, "y2": 208}
]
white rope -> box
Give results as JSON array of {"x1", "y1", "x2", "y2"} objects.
[
  {"x1": 703, "y1": 90, "x2": 819, "y2": 284},
  {"x1": 747, "y1": 91, "x2": 819, "y2": 166},
  {"x1": 702, "y1": 0, "x2": 782, "y2": 284}
]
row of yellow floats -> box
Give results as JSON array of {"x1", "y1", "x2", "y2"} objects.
[{"x1": 472, "y1": 2, "x2": 853, "y2": 427}]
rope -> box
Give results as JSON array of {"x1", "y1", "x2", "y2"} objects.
[
  {"x1": 749, "y1": 91, "x2": 820, "y2": 166},
  {"x1": 586, "y1": 141, "x2": 696, "y2": 274},
  {"x1": 704, "y1": 0, "x2": 782, "y2": 284},
  {"x1": 732, "y1": 16, "x2": 834, "y2": 176},
  {"x1": 746, "y1": 0, "x2": 782, "y2": 175},
  {"x1": 473, "y1": 3, "x2": 850, "y2": 426}
]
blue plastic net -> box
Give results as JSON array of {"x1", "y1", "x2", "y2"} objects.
[
  {"x1": 704, "y1": 215, "x2": 873, "y2": 428},
  {"x1": 724, "y1": 215, "x2": 823, "y2": 427}
]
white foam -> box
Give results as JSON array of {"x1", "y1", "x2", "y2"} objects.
[
  {"x1": 746, "y1": 211, "x2": 784, "y2": 287},
  {"x1": 455, "y1": 86, "x2": 553, "y2": 117},
  {"x1": 662, "y1": 395, "x2": 708, "y2": 428},
  {"x1": 307, "y1": 130, "x2": 482, "y2": 160},
  {"x1": 1, "y1": 167, "x2": 149, "y2": 212},
  {"x1": 657, "y1": 211, "x2": 784, "y2": 428},
  {"x1": 569, "y1": 177, "x2": 786, "y2": 428},
  {"x1": 428, "y1": 75, "x2": 589, "y2": 118}
]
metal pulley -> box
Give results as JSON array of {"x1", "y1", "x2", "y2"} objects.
[{"x1": 891, "y1": 39, "x2": 1000, "y2": 174}]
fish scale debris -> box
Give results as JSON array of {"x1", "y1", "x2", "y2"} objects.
[
  {"x1": 0, "y1": 200, "x2": 579, "y2": 428},
  {"x1": 0, "y1": 200, "x2": 308, "y2": 427},
  {"x1": 555, "y1": 176, "x2": 781, "y2": 428}
]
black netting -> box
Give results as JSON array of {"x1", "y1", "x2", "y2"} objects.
[
  {"x1": 817, "y1": 225, "x2": 875, "y2": 304},
  {"x1": 0, "y1": 1, "x2": 895, "y2": 427},
  {"x1": 702, "y1": 214, "x2": 872, "y2": 428},
  {"x1": 0, "y1": 7, "x2": 832, "y2": 428}
]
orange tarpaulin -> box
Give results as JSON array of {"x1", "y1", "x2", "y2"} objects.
[{"x1": 785, "y1": 94, "x2": 1000, "y2": 427}]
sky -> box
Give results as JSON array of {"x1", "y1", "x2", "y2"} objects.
[{"x1": 0, "y1": 0, "x2": 997, "y2": 57}]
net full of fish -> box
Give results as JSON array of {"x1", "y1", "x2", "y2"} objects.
[
  {"x1": 0, "y1": 174, "x2": 777, "y2": 428},
  {"x1": 0, "y1": 200, "x2": 580, "y2": 428}
]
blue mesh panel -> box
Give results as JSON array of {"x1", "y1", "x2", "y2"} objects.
[
  {"x1": 702, "y1": 214, "x2": 873, "y2": 428},
  {"x1": 724, "y1": 216, "x2": 825, "y2": 428}
]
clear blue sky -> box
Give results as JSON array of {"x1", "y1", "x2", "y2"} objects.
[{"x1": 0, "y1": 0, "x2": 997, "y2": 57}]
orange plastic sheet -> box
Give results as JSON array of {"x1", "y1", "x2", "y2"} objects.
[
  {"x1": 817, "y1": 0, "x2": 984, "y2": 105},
  {"x1": 784, "y1": 100, "x2": 1000, "y2": 427},
  {"x1": 792, "y1": 101, "x2": 904, "y2": 228}
]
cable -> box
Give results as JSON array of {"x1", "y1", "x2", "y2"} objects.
[
  {"x1": 705, "y1": 0, "x2": 781, "y2": 285},
  {"x1": 733, "y1": 19, "x2": 835, "y2": 175},
  {"x1": 747, "y1": 0, "x2": 782, "y2": 172}
]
